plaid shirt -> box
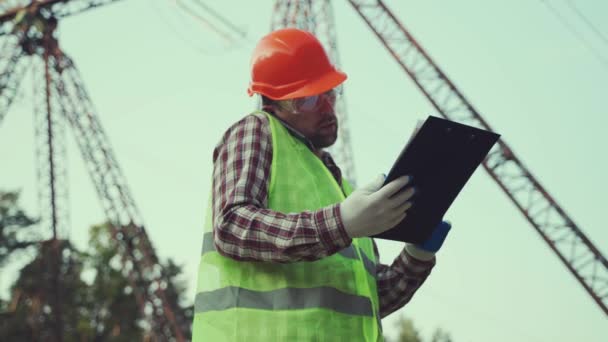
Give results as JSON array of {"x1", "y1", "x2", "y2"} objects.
[{"x1": 211, "y1": 111, "x2": 435, "y2": 318}]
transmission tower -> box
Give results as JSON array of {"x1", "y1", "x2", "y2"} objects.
[
  {"x1": 272, "y1": 0, "x2": 608, "y2": 317},
  {"x1": 0, "y1": 1, "x2": 190, "y2": 340}
]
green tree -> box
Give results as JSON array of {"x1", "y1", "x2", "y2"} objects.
[
  {"x1": 394, "y1": 316, "x2": 423, "y2": 342},
  {"x1": 0, "y1": 239, "x2": 90, "y2": 341},
  {"x1": 84, "y1": 223, "x2": 193, "y2": 339},
  {"x1": 0, "y1": 191, "x2": 39, "y2": 267},
  {"x1": 0, "y1": 192, "x2": 192, "y2": 340},
  {"x1": 0, "y1": 190, "x2": 43, "y2": 338},
  {"x1": 430, "y1": 328, "x2": 453, "y2": 342},
  {"x1": 388, "y1": 315, "x2": 454, "y2": 342},
  {"x1": 0, "y1": 191, "x2": 91, "y2": 341},
  {"x1": 81, "y1": 223, "x2": 145, "y2": 341},
  {"x1": 85, "y1": 223, "x2": 193, "y2": 339}
]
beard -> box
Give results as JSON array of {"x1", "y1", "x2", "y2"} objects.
[{"x1": 311, "y1": 122, "x2": 338, "y2": 148}]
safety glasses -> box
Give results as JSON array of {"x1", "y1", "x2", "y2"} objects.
[{"x1": 288, "y1": 86, "x2": 343, "y2": 113}]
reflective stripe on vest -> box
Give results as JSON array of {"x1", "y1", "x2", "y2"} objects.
[
  {"x1": 195, "y1": 286, "x2": 373, "y2": 317},
  {"x1": 192, "y1": 112, "x2": 381, "y2": 341}
]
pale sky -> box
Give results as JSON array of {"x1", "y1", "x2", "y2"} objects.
[{"x1": 1, "y1": 1, "x2": 607, "y2": 341}]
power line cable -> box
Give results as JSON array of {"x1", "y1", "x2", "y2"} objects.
[
  {"x1": 145, "y1": 0, "x2": 250, "y2": 55},
  {"x1": 540, "y1": 0, "x2": 608, "y2": 70},
  {"x1": 147, "y1": 0, "x2": 215, "y2": 54},
  {"x1": 190, "y1": 0, "x2": 247, "y2": 39},
  {"x1": 174, "y1": 0, "x2": 235, "y2": 43},
  {"x1": 170, "y1": 0, "x2": 246, "y2": 53},
  {"x1": 564, "y1": 0, "x2": 608, "y2": 49}
]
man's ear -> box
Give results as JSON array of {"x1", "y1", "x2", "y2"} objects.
[{"x1": 274, "y1": 100, "x2": 298, "y2": 118}]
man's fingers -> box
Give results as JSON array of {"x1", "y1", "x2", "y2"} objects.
[
  {"x1": 396, "y1": 201, "x2": 413, "y2": 212},
  {"x1": 388, "y1": 187, "x2": 415, "y2": 209},
  {"x1": 376, "y1": 175, "x2": 412, "y2": 199},
  {"x1": 387, "y1": 212, "x2": 407, "y2": 229}
]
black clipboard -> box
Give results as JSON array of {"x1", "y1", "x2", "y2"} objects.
[{"x1": 371, "y1": 116, "x2": 501, "y2": 243}]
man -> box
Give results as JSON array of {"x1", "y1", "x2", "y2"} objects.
[{"x1": 192, "y1": 28, "x2": 451, "y2": 341}]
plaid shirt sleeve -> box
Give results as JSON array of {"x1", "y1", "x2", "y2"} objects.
[
  {"x1": 373, "y1": 239, "x2": 436, "y2": 318},
  {"x1": 211, "y1": 113, "x2": 352, "y2": 263}
]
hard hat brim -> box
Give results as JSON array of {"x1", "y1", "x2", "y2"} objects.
[{"x1": 249, "y1": 68, "x2": 347, "y2": 101}]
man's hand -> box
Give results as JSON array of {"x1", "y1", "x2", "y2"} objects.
[{"x1": 340, "y1": 174, "x2": 415, "y2": 238}]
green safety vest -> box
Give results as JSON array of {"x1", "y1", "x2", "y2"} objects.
[{"x1": 192, "y1": 111, "x2": 382, "y2": 341}]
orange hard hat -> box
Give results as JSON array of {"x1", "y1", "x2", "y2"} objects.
[{"x1": 247, "y1": 28, "x2": 347, "y2": 100}]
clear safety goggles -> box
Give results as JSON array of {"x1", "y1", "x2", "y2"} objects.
[{"x1": 286, "y1": 86, "x2": 343, "y2": 113}]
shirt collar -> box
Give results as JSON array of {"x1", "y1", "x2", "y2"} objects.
[{"x1": 263, "y1": 108, "x2": 318, "y2": 151}]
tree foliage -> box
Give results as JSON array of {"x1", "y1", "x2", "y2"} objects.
[
  {"x1": 0, "y1": 191, "x2": 192, "y2": 341},
  {"x1": 0, "y1": 191, "x2": 39, "y2": 267},
  {"x1": 388, "y1": 315, "x2": 454, "y2": 342}
]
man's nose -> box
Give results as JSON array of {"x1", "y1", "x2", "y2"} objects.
[
  {"x1": 319, "y1": 109, "x2": 336, "y2": 121},
  {"x1": 319, "y1": 101, "x2": 336, "y2": 116}
]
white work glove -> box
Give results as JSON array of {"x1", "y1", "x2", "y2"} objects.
[{"x1": 340, "y1": 174, "x2": 415, "y2": 238}]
